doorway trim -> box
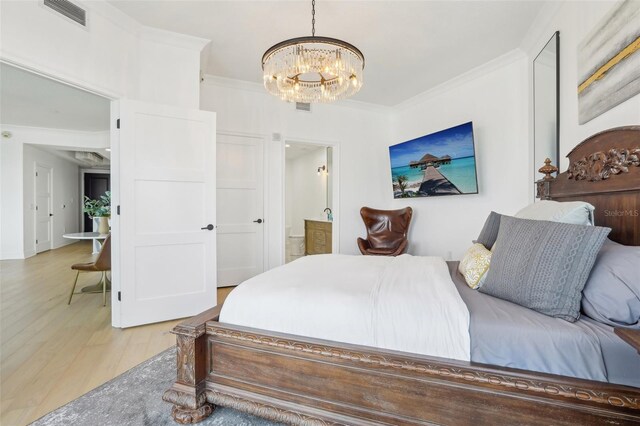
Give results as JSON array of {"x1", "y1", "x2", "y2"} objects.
[
  {"x1": 282, "y1": 136, "x2": 340, "y2": 262},
  {"x1": 80, "y1": 168, "x2": 111, "y2": 231},
  {"x1": 1, "y1": 57, "x2": 121, "y2": 325}
]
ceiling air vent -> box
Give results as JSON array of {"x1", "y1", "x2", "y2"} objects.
[
  {"x1": 75, "y1": 151, "x2": 103, "y2": 165},
  {"x1": 295, "y1": 102, "x2": 311, "y2": 112},
  {"x1": 44, "y1": 0, "x2": 87, "y2": 26}
]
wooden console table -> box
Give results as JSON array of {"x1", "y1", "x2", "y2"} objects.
[{"x1": 304, "y1": 219, "x2": 332, "y2": 255}]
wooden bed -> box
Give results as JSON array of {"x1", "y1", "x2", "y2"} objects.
[{"x1": 163, "y1": 126, "x2": 640, "y2": 425}]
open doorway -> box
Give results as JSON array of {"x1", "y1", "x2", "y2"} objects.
[
  {"x1": 0, "y1": 62, "x2": 112, "y2": 292},
  {"x1": 83, "y1": 171, "x2": 111, "y2": 232},
  {"x1": 284, "y1": 141, "x2": 336, "y2": 263},
  {"x1": 2, "y1": 61, "x2": 220, "y2": 333}
]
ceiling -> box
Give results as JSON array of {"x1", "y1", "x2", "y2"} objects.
[
  {"x1": 285, "y1": 142, "x2": 325, "y2": 160},
  {"x1": 32, "y1": 145, "x2": 111, "y2": 168},
  {"x1": 1, "y1": 64, "x2": 111, "y2": 168},
  {"x1": 109, "y1": 0, "x2": 546, "y2": 106},
  {"x1": 0, "y1": 63, "x2": 111, "y2": 131}
]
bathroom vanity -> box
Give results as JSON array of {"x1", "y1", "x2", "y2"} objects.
[{"x1": 304, "y1": 219, "x2": 332, "y2": 255}]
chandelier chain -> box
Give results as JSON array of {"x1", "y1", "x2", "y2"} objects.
[{"x1": 311, "y1": 0, "x2": 315, "y2": 37}]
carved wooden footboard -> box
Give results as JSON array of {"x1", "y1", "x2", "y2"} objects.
[{"x1": 163, "y1": 306, "x2": 640, "y2": 425}]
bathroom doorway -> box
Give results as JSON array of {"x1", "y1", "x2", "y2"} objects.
[{"x1": 284, "y1": 142, "x2": 335, "y2": 263}]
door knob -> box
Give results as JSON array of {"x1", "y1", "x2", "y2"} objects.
[
  {"x1": 253, "y1": 219, "x2": 263, "y2": 224},
  {"x1": 201, "y1": 224, "x2": 214, "y2": 231}
]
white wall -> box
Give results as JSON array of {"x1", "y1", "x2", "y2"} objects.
[
  {"x1": 286, "y1": 147, "x2": 328, "y2": 236},
  {"x1": 522, "y1": 1, "x2": 640, "y2": 173},
  {"x1": 0, "y1": 139, "x2": 25, "y2": 259},
  {"x1": 136, "y1": 28, "x2": 207, "y2": 108},
  {"x1": 0, "y1": 126, "x2": 105, "y2": 259},
  {"x1": 285, "y1": 158, "x2": 294, "y2": 232},
  {"x1": 0, "y1": 0, "x2": 207, "y2": 108},
  {"x1": 203, "y1": 51, "x2": 532, "y2": 263},
  {"x1": 389, "y1": 51, "x2": 530, "y2": 260},
  {"x1": 22, "y1": 145, "x2": 81, "y2": 256},
  {"x1": 0, "y1": 0, "x2": 207, "y2": 262},
  {"x1": 200, "y1": 77, "x2": 391, "y2": 266},
  {"x1": 4, "y1": 0, "x2": 632, "y2": 270}
]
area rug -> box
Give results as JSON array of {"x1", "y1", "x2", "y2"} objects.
[{"x1": 31, "y1": 347, "x2": 281, "y2": 426}]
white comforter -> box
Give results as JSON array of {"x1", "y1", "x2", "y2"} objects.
[{"x1": 220, "y1": 254, "x2": 471, "y2": 361}]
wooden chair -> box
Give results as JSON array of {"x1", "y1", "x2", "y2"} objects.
[
  {"x1": 68, "y1": 234, "x2": 111, "y2": 306},
  {"x1": 357, "y1": 207, "x2": 412, "y2": 256}
]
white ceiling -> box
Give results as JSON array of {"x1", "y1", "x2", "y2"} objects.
[
  {"x1": 0, "y1": 63, "x2": 111, "y2": 131},
  {"x1": 285, "y1": 142, "x2": 325, "y2": 160},
  {"x1": 32, "y1": 145, "x2": 111, "y2": 168},
  {"x1": 108, "y1": 0, "x2": 546, "y2": 106}
]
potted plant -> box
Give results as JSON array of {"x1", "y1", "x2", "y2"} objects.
[{"x1": 83, "y1": 191, "x2": 111, "y2": 234}]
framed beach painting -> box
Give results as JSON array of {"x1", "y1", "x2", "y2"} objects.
[{"x1": 389, "y1": 122, "x2": 478, "y2": 198}]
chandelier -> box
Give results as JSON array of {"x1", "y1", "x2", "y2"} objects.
[{"x1": 261, "y1": 0, "x2": 364, "y2": 103}]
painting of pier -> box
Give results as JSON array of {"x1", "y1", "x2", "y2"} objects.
[{"x1": 389, "y1": 122, "x2": 478, "y2": 198}]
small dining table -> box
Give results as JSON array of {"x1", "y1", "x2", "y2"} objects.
[
  {"x1": 63, "y1": 232, "x2": 109, "y2": 254},
  {"x1": 63, "y1": 232, "x2": 110, "y2": 293}
]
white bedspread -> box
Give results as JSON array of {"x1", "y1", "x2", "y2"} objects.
[{"x1": 220, "y1": 254, "x2": 471, "y2": 361}]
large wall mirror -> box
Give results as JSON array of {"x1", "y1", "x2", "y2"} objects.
[{"x1": 533, "y1": 31, "x2": 560, "y2": 180}]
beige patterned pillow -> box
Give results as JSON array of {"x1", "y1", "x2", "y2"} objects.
[{"x1": 458, "y1": 243, "x2": 492, "y2": 289}]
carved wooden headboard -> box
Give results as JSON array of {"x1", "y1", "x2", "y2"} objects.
[{"x1": 537, "y1": 126, "x2": 640, "y2": 246}]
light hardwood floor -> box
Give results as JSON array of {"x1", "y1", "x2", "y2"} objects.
[{"x1": 0, "y1": 241, "x2": 233, "y2": 426}]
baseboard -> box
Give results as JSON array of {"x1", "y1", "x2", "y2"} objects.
[
  {"x1": 0, "y1": 251, "x2": 26, "y2": 260},
  {"x1": 52, "y1": 239, "x2": 78, "y2": 250},
  {"x1": 23, "y1": 249, "x2": 36, "y2": 259}
]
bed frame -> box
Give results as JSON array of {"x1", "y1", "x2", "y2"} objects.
[{"x1": 164, "y1": 126, "x2": 640, "y2": 425}]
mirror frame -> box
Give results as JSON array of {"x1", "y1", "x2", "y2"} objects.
[{"x1": 533, "y1": 31, "x2": 560, "y2": 177}]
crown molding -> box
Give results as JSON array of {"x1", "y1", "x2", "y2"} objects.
[
  {"x1": 340, "y1": 97, "x2": 391, "y2": 114},
  {"x1": 393, "y1": 48, "x2": 527, "y2": 112},
  {"x1": 139, "y1": 26, "x2": 210, "y2": 52},
  {"x1": 202, "y1": 74, "x2": 265, "y2": 94},
  {"x1": 60, "y1": 0, "x2": 210, "y2": 52},
  {"x1": 0, "y1": 124, "x2": 109, "y2": 149},
  {"x1": 0, "y1": 55, "x2": 123, "y2": 100},
  {"x1": 1, "y1": 124, "x2": 109, "y2": 136},
  {"x1": 201, "y1": 74, "x2": 390, "y2": 114},
  {"x1": 74, "y1": 0, "x2": 141, "y2": 36},
  {"x1": 519, "y1": 1, "x2": 565, "y2": 56}
]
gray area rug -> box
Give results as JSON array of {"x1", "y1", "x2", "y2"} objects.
[{"x1": 31, "y1": 347, "x2": 282, "y2": 426}]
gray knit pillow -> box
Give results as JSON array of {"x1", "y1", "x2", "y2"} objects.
[
  {"x1": 474, "y1": 211, "x2": 502, "y2": 250},
  {"x1": 480, "y1": 216, "x2": 610, "y2": 322}
]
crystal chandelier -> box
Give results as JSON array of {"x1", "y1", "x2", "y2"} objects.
[{"x1": 261, "y1": 0, "x2": 364, "y2": 103}]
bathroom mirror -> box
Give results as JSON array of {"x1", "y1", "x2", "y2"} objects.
[{"x1": 533, "y1": 31, "x2": 560, "y2": 180}]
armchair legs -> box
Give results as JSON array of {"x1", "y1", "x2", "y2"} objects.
[
  {"x1": 68, "y1": 271, "x2": 81, "y2": 305},
  {"x1": 68, "y1": 271, "x2": 109, "y2": 306},
  {"x1": 102, "y1": 271, "x2": 107, "y2": 307}
]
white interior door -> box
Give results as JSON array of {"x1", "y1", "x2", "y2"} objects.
[
  {"x1": 216, "y1": 133, "x2": 264, "y2": 287},
  {"x1": 117, "y1": 100, "x2": 217, "y2": 327},
  {"x1": 35, "y1": 164, "x2": 52, "y2": 253}
]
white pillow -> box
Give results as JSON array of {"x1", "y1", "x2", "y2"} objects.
[{"x1": 515, "y1": 200, "x2": 595, "y2": 225}]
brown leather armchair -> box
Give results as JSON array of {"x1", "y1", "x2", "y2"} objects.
[{"x1": 357, "y1": 207, "x2": 413, "y2": 256}]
